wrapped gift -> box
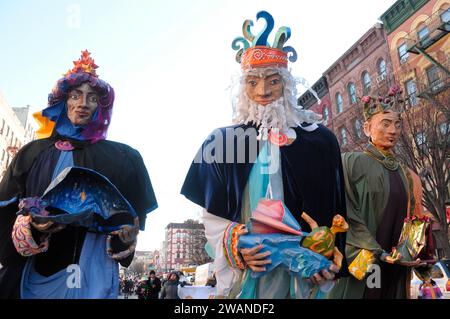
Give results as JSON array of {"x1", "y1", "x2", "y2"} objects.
[
  {"x1": 348, "y1": 249, "x2": 376, "y2": 280},
  {"x1": 393, "y1": 215, "x2": 431, "y2": 262},
  {"x1": 238, "y1": 199, "x2": 332, "y2": 279}
]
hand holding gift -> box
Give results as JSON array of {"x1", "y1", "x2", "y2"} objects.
[
  {"x1": 380, "y1": 215, "x2": 435, "y2": 267},
  {"x1": 235, "y1": 199, "x2": 334, "y2": 280}
]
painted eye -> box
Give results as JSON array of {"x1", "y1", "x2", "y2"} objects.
[
  {"x1": 248, "y1": 80, "x2": 257, "y2": 86},
  {"x1": 70, "y1": 94, "x2": 79, "y2": 100},
  {"x1": 270, "y1": 79, "x2": 280, "y2": 85}
]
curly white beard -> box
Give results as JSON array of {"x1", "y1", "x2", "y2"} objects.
[{"x1": 245, "y1": 97, "x2": 290, "y2": 140}]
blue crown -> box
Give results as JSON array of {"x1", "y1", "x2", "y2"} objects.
[{"x1": 231, "y1": 10, "x2": 298, "y2": 64}]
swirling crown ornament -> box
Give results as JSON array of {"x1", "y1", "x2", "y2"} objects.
[{"x1": 232, "y1": 10, "x2": 298, "y2": 70}]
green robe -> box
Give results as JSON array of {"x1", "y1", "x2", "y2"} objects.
[{"x1": 329, "y1": 144, "x2": 412, "y2": 299}]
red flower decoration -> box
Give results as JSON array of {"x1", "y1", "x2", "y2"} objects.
[{"x1": 362, "y1": 96, "x2": 371, "y2": 103}]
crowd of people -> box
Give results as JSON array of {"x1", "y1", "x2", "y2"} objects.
[{"x1": 119, "y1": 271, "x2": 195, "y2": 299}]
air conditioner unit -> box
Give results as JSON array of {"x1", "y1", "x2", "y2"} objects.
[
  {"x1": 431, "y1": 81, "x2": 444, "y2": 92},
  {"x1": 376, "y1": 73, "x2": 387, "y2": 83}
]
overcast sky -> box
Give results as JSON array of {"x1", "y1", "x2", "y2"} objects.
[{"x1": 0, "y1": 0, "x2": 398, "y2": 251}]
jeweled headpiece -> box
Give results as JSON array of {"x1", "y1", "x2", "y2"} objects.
[
  {"x1": 362, "y1": 85, "x2": 404, "y2": 121},
  {"x1": 65, "y1": 50, "x2": 99, "y2": 77},
  {"x1": 232, "y1": 10, "x2": 298, "y2": 70}
]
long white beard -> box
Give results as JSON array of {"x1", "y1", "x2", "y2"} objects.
[{"x1": 243, "y1": 97, "x2": 294, "y2": 140}]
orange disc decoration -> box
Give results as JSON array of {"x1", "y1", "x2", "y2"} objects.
[{"x1": 269, "y1": 130, "x2": 288, "y2": 146}]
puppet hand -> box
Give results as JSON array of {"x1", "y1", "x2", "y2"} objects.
[
  {"x1": 106, "y1": 235, "x2": 137, "y2": 261},
  {"x1": 309, "y1": 265, "x2": 339, "y2": 286},
  {"x1": 309, "y1": 248, "x2": 340, "y2": 285},
  {"x1": 239, "y1": 244, "x2": 272, "y2": 272},
  {"x1": 109, "y1": 217, "x2": 140, "y2": 245},
  {"x1": 381, "y1": 252, "x2": 426, "y2": 267},
  {"x1": 106, "y1": 217, "x2": 139, "y2": 260}
]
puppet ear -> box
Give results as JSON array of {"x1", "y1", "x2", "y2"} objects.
[{"x1": 363, "y1": 120, "x2": 371, "y2": 138}]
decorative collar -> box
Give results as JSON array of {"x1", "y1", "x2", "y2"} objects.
[{"x1": 364, "y1": 143, "x2": 399, "y2": 171}]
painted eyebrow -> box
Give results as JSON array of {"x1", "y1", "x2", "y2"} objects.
[
  {"x1": 382, "y1": 118, "x2": 402, "y2": 124},
  {"x1": 69, "y1": 89, "x2": 98, "y2": 95}
]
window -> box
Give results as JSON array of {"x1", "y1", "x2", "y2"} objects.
[
  {"x1": 340, "y1": 127, "x2": 347, "y2": 146},
  {"x1": 417, "y1": 25, "x2": 430, "y2": 46},
  {"x1": 378, "y1": 59, "x2": 387, "y2": 76},
  {"x1": 417, "y1": 25, "x2": 429, "y2": 41},
  {"x1": 440, "y1": 122, "x2": 449, "y2": 135},
  {"x1": 426, "y1": 66, "x2": 442, "y2": 91},
  {"x1": 362, "y1": 72, "x2": 371, "y2": 94},
  {"x1": 323, "y1": 106, "x2": 329, "y2": 124},
  {"x1": 415, "y1": 132, "x2": 427, "y2": 153},
  {"x1": 348, "y1": 83, "x2": 357, "y2": 104},
  {"x1": 354, "y1": 119, "x2": 363, "y2": 139},
  {"x1": 440, "y1": 8, "x2": 450, "y2": 23},
  {"x1": 336, "y1": 93, "x2": 343, "y2": 114},
  {"x1": 405, "y1": 79, "x2": 418, "y2": 107},
  {"x1": 0, "y1": 119, "x2": 4, "y2": 135},
  {"x1": 398, "y1": 43, "x2": 409, "y2": 64}
]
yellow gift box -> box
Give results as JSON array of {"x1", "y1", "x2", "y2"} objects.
[{"x1": 348, "y1": 249, "x2": 376, "y2": 280}]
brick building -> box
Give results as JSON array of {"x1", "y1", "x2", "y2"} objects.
[
  {"x1": 298, "y1": 24, "x2": 394, "y2": 151},
  {"x1": 381, "y1": 0, "x2": 448, "y2": 107},
  {"x1": 298, "y1": 76, "x2": 333, "y2": 128},
  {"x1": 161, "y1": 219, "x2": 211, "y2": 272},
  {"x1": 323, "y1": 23, "x2": 394, "y2": 152}
]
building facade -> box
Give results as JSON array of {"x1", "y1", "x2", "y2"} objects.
[
  {"x1": 161, "y1": 219, "x2": 211, "y2": 272},
  {"x1": 0, "y1": 93, "x2": 35, "y2": 181},
  {"x1": 381, "y1": 0, "x2": 449, "y2": 109},
  {"x1": 324, "y1": 24, "x2": 395, "y2": 152},
  {"x1": 298, "y1": 76, "x2": 333, "y2": 129}
]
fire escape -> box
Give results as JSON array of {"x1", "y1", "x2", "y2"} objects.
[{"x1": 403, "y1": 9, "x2": 449, "y2": 98}]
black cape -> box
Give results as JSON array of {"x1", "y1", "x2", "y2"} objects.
[
  {"x1": 181, "y1": 123, "x2": 348, "y2": 276},
  {"x1": 0, "y1": 134, "x2": 157, "y2": 298}
]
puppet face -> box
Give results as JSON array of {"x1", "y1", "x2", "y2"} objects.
[
  {"x1": 67, "y1": 82, "x2": 99, "y2": 126},
  {"x1": 363, "y1": 110, "x2": 402, "y2": 151},
  {"x1": 245, "y1": 72, "x2": 283, "y2": 106}
]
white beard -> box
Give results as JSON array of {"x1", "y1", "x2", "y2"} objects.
[{"x1": 242, "y1": 97, "x2": 294, "y2": 140}]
